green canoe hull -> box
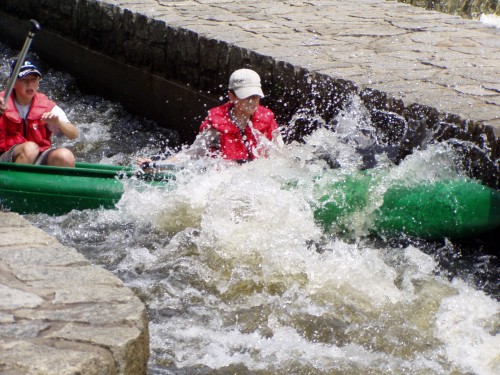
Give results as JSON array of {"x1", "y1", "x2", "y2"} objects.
[
  {"x1": 372, "y1": 179, "x2": 500, "y2": 240},
  {"x1": 314, "y1": 172, "x2": 500, "y2": 240},
  {"x1": 1, "y1": 162, "x2": 499, "y2": 240},
  {"x1": 0, "y1": 162, "x2": 169, "y2": 216}
]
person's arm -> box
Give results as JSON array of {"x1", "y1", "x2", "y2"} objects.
[
  {"x1": 0, "y1": 97, "x2": 6, "y2": 116},
  {"x1": 137, "y1": 127, "x2": 220, "y2": 170},
  {"x1": 137, "y1": 157, "x2": 153, "y2": 167},
  {"x1": 0, "y1": 97, "x2": 6, "y2": 151},
  {"x1": 182, "y1": 128, "x2": 220, "y2": 158},
  {"x1": 259, "y1": 108, "x2": 284, "y2": 149},
  {"x1": 271, "y1": 127, "x2": 284, "y2": 148},
  {"x1": 43, "y1": 105, "x2": 78, "y2": 139}
]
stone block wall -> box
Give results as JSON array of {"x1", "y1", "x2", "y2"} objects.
[
  {"x1": 0, "y1": 212, "x2": 149, "y2": 375},
  {"x1": 0, "y1": 0, "x2": 498, "y2": 187}
]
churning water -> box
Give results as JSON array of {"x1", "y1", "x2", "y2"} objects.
[
  {"x1": 1, "y1": 45, "x2": 499, "y2": 375},
  {"x1": 480, "y1": 14, "x2": 500, "y2": 28}
]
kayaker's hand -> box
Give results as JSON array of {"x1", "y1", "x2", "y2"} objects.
[
  {"x1": 41, "y1": 111, "x2": 79, "y2": 139},
  {"x1": 0, "y1": 97, "x2": 6, "y2": 116},
  {"x1": 41, "y1": 111, "x2": 61, "y2": 126},
  {"x1": 137, "y1": 157, "x2": 153, "y2": 167}
]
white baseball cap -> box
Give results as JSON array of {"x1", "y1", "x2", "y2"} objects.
[{"x1": 228, "y1": 69, "x2": 264, "y2": 99}]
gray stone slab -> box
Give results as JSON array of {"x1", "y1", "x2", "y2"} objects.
[
  {"x1": 0, "y1": 341, "x2": 113, "y2": 375},
  {"x1": 0, "y1": 284, "x2": 43, "y2": 310},
  {"x1": 0, "y1": 227, "x2": 60, "y2": 248},
  {"x1": 53, "y1": 286, "x2": 138, "y2": 304},
  {"x1": 0, "y1": 321, "x2": 50, "y2": 339},
  {"x1": 0, "y1": 212, "x2": 31, "y2": 227},
  {"x1": 0, "y1": 246, "x2": 89, "y2": 268},
  {"x1": 16, "y1": 302, "x2": 145, "y2": 326},
  {"x1": 47, "y1": 323, "x2": 145, "y2": 374},
  {"x1": 0, "y1": 213, "x2": 149, "y2": 375},
  {"x1": 11, "y1": 265, "x2": 124, "y2": 290},
  {"x1": 0, "y1": 311, "x2": 14, "y2": 323}
]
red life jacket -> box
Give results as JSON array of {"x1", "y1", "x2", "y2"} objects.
[
  {"x1": 199, "y1": 102, "x2": 278, "y2": 161},
  {"x1": 0, "y1": 91, "x2": 56, "y2": 153}
]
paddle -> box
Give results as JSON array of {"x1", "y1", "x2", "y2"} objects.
[
  {"x1": 140, "y1": 161, "x2": 177, "y2": 172},
  {"x1": 3, "y1": 19, "x2": 41, "y2": 102}
]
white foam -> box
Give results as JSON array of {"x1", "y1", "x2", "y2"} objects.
[
  {"x1": 480, "y1": 14, "x2": 500, "y2": 28},
  {"x1": 436, "y1": 279, "x2": 500, "y2": 375}
]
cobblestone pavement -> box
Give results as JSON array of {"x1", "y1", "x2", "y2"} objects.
[{"x1": 110, "y1": 0, "x2": 499, "y2": 132}]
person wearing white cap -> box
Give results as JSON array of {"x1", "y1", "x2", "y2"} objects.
[
  {"x1": 190, "y1": 68, "x2": 282, "y2": 162},
  {"x1": 138, "y1": 68, "x2": 282, "y2": 168},
  {"x1": 0, "y1": 60, "x2": 78, "y2": 166}
]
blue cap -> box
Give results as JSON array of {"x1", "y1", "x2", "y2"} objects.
[{"x1": 11, "y1": 60, "x2": 42, "y2": 79}]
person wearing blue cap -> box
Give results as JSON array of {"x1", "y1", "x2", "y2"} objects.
[{"x1": 0, "y1": 60, "x2": 78, "y2": 166}]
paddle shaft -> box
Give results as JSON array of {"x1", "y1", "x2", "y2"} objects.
[
  {"x1": 141, "y1": 161, "x2": 177, "y2": 171},
  {"x1": 3, "y1": 19, "x2": 41, "y2": 101}
]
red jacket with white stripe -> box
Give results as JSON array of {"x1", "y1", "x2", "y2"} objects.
[
  {"x1": 0, "y1": 91, "x2": 55, "y2": 153},
  {"x1": 199, "y1": 102, "x2": 278, "y2": 161}
]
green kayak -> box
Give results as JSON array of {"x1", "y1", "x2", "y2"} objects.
[
  {"x1": 0, "y1": 162, "x2": 172, "y2": 216},
  {"x1": 1, "y1": 162, "x2": 499, "y2": 240},
  {"x1": 313, "y1": 172, "x2": 500, "y2": 240}
]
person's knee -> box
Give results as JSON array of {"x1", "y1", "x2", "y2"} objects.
[
  {"x1": 14, "y1": 142, "x2": 40, "y2": 163},
  {"x1": 48, "y1": 148, "x2": 75, "y2": 167},
  {"x1": 23, "y1": 142, "x2": 40, "y2": 155}
]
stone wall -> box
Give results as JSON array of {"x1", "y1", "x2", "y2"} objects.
[
  {"x1": 0, "y1": 0, "x2": 498, "y2": 189},
  {"x1": 0, "y1": 212, "x2": 149, "y2": 374}
]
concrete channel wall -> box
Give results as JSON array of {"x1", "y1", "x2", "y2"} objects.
[{"x1": 1, "y1": 0, "x2": 499, "y2": 186}]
